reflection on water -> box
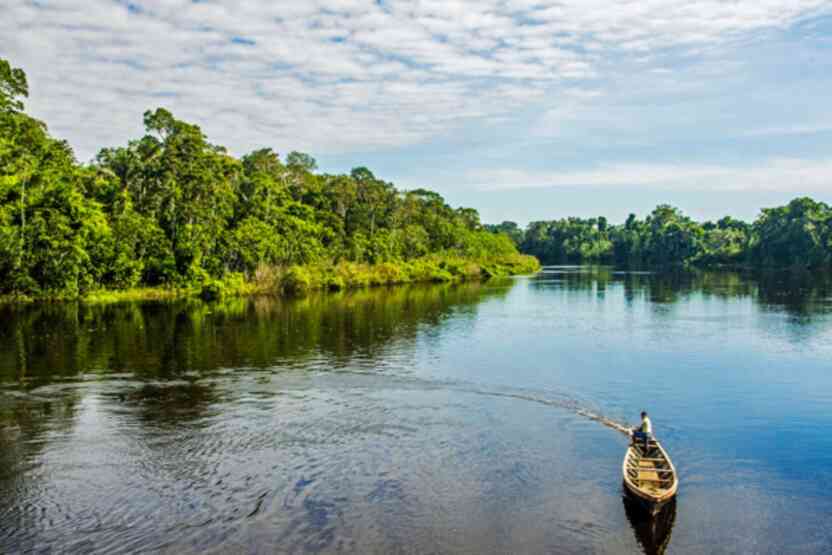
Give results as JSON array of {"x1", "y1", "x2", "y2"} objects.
[
  {"x1": 532, "y1": 265, "x2": 832, "y2": 317},
  {"x1": 623, "y1": 496, "x2": 676, "y2": 555},
  {"x1": 0, "y1": 282, "x2": 508, "y2": 383},
  {"x1": 1, "y1": 270, "x2": 832, "y2": 553}
]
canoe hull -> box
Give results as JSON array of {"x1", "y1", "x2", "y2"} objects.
[{"x1": 623, "y1": 481, "x2": 674, "y2": 516}]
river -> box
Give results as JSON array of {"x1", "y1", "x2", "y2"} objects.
[{"x1": 2, "y1": 267, "x2": 832, "y2": 554}]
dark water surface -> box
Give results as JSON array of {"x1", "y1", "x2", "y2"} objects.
[{"x1": 2, "y1": 267, "x2": 832, "y2": 554}]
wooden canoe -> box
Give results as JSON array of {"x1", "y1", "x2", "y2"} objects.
[{"x1": 622, "y1": 437, "x2": 678, "y2": 514}]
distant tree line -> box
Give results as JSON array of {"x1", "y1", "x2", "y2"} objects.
[
  {"x1": 487, "y1": 198, "x2": 832, "y2": 268},
  {"x1": 0, "y1": 58, "x2": 526, "y2": 298}
]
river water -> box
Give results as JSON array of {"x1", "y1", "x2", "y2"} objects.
[{"x1": 2, "y1": 267, "x2": 832, "y2": 554}]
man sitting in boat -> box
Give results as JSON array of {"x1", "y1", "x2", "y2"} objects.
[{"x1": 632, "y1": 411, "x2": 652, "y2": 451}]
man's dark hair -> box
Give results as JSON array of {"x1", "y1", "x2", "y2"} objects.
[{"x1": 641, "y1": 411, "x2": 647, "y2": 418}]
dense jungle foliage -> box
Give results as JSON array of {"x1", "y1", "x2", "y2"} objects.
[
  {"x1": 0, "y1": 59, "x2": 536, "y2": 300},
  {"x1": 3, "y1": 55, "x2": 825, "y2": 302},
  {"x1": 490, "y1": 199, "x2": 832, "y2": 268}
]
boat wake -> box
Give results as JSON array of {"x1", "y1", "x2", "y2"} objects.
[
  {"x1": 325, "y1": 369, "x2": 635, "y2": 437},
  {"x1": 459, "y1": 387, "x2": 633, "y2": 436}
]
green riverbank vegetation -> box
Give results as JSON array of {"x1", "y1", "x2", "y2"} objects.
[
  {"x1": 73, "y1": 254, "x2": 538, "y2": 304},
  {"x1": 491, "y1": 198, "x2": 832, "y2": 269},
  {"x1": 0, "y1": 58, "x2": 538, "y2": 303}
]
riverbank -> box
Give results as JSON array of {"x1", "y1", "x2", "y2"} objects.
[{"x1": 0, "y1": 254, "x2": 540, "y2": 305}]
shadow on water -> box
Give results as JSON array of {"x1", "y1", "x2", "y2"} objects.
[{"x1": 623, "y1": 495, "x2": 677, "y2": 555}]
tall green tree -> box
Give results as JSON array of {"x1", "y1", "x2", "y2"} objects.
[
  {"x1": 1, "y1": 59, "x2": 114, "y2": 296},
  {"x1": 752, "y1": 197, "x2": 832, "y2": 268}
]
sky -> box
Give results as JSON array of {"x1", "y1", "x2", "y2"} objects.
[{"x1": 2, "y1": 0, "x2": 832, "y2": 225}]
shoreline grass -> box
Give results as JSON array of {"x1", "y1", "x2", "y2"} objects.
[{"x1": 0, "y1": 254, "x2": 540, "y2": 306}]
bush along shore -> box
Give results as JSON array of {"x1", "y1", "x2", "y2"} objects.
[
  {"x1": 0, "y1": 254, "x2": 540, "y2": 304},
  {"x1": 276, "y1": 254, "x2": 541, "y2": 297},
  {"x1": 0, "y1": 58, "x2": 538, "y2": 304}
]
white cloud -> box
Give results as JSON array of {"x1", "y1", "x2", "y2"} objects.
[
  {"x1": 466, "y1": 158, "x2": 832, "y2": 192},
  {"x1": 742, "y1": 123, "x2": 832, "y2": 137},
  {"x1": 0, "y1": 0, "x2": 829, "y2": 160}
]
